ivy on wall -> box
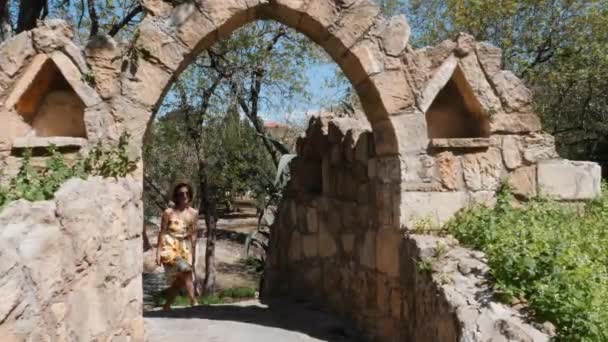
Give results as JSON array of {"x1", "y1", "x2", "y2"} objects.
[{"x1": 0, "y1": 132, "x2": 139, "y2": 210}]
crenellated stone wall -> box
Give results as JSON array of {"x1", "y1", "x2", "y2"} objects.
[{"x1": 264, "y1": 113, "x2": 554, "y2": 341}]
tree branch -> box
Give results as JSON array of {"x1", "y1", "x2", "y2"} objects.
[
  {"x1": 87, "y1": 0, "x2": 99, "y2": 38},
  {"x1": 107, "y1": 4, "x2": 142, "y2": 37}
]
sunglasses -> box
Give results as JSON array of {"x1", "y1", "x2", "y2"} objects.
[{"x1": 177, "y1": 190, "x2": 189, "y2": 196}]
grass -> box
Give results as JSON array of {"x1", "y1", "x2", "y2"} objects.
[
  {"x1": 444, "y1": 183, "x2": 608, "y2": 342},
  {"x1": 153, "y1": 286, "x2": 258, "y2": 308}
]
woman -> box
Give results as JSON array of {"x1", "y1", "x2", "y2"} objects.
[{"x1": 156, "y1": 183, "x2": 199, "y2": 309}]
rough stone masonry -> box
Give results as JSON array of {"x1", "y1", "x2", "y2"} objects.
[{"x1": 0, "y1": 0, "x2": 601, "y2": 341}]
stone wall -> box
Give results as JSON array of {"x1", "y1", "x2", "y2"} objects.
[
  {"x1": 264, "y1": 113, "x2": 554, "y2": 341},
  {"x1": 0, "y1": 177, "x2": 143, "y2": 341}
]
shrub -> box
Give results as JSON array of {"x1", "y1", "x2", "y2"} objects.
[
  {"x1": 445, "y1": 183, "x2": 608, "y2": 341},
  {"x1": 0, "y1": 132, "x2": 139, "y2": 210}
]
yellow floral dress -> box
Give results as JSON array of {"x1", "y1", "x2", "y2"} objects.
[{"x1": 159, "y1": 208, "x2": 197, "y2": 285}]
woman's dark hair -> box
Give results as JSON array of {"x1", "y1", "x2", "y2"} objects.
[{"x1": 172, "y1": 182, "x2": 194, "y2": 204}]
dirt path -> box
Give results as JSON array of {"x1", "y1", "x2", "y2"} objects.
[{"x1": 144, "y1": 299, "x2": 364, "y2": 342}]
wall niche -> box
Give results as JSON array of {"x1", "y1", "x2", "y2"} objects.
[
  {"x1": 425, "y1": 65, "x2": 490, "y2": 141},
  {"x1": 7, "y1": 54, "x2": 87, "y2": 140}
]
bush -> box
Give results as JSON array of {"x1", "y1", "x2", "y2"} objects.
[
  {"x1": 0, "y1": 132, "x2": 139, "y2": 210},
  {"x1": 445, "y1": 183, "x2": 608, "y2": 342}
]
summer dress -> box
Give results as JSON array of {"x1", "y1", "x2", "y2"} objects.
[{"x1": 159, "y1": 208, "x2": 197, "y2": 285}]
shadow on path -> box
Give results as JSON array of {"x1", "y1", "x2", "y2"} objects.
[{"x1": 144, "y1": 298, "x2": 365, "y2": 342}]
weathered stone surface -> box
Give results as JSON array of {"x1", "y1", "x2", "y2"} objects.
[
  {"x1": 376, "y1": 228, "x2": 401, "y2": 276},
  {"x1": 85, "y1": 35, "x2": 122, "y2": 99},
  {"x1": 417, "y1": 55, "x2": 458, "y2": 113},
  {"x1": 121, "y1": 58, "x2": 171, "y2": 108},
  {"x1": 340, "y1": 38, "x2": 384, "y2": 86},
  {"x1": 501, "y1": 135, "x2": 522, "y2": 170},
  {"x1": 400, "y1": 191, "x2": 468, "y2": 229},
  {"x1": 458, "y1": 53, "x2": 502, "y2": 113},
  {"x1": 0, "y1": 32, "x2": 35, "y2": 77},
  {"x1": 0, "y1": 177, "x2": 143, "y2": 341},
  {"x1": 430, "y1": 138, "x2": 490, "y2": 149},
  {"x1": 389, "y1": 112, "x2": 428, "y2": 155},
  {"x1": 32, "y1": 19, "x2": 74, "y2": 52},
  {"x1": 490, "y1": 113, "x2": 542, "y2": 133},
  {"x1": 371, "y1": 69, "x2": 415, "y2": 114},
  {"x1": 462, "y1": 148, "x2": 503, "y2": 191},
  {"x1": 318, "y1": 223, "x2": 337, "y2": 258},
  {"x1": 328, "y1": 1, "x2": 380, "y2": 56},
  {"x1": 170, "y1": 3, "x2": 217, "y2": 50},
  {"x1": 381, "y1": 15, "x2": 410, "y2": 57},
  {"x1": 538, "y1": 160, "x2": 602, "y2": 200},
  {"x1": 11, "y1": 136, "x2": 87, "y2": 149},
  {"x1": 508, "y1": 166, "x2": 536, "y2": 198},
  {"x1": 490, "y1": 70, "x2": 533, "y2": 112},
  {"x1": 435, "y1": 151, "x2": 462, "y2": 190},
  {"x1": 359, "y1": 230, "x2": 376, "y2": 269},
  {"x1": 475, "y1": 42, "x2": 502, "y2": 77},
  {"x1": 302, "y1": 234, "x2": 319, "y2": 258},
  {"x1": 136, "y1": 17, "x2": 189, "y2": 71},
  {"x1": 522, "y1": 133, "x2": 558, "y2": 163}
]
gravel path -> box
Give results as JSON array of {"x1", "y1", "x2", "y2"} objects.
[{"x1": 144, "y1": 299, "x2": 364, "y2": 342}]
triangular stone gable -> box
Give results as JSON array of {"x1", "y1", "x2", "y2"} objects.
[
  {"x1": 419, "y1": 55, "x2": 496, "y2": 139},
  {"x1": 5, "y1": 52, "x2": 99, "y2": 139}
]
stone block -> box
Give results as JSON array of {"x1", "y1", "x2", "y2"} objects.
[
  {"x1": 171, "y1": 3, "x2": 217, "y2": 50},
  {"x1": 376, "y1": 228, "x2": 401, "y2": 277},
  {"x1": 306, "y1": 207, "x2": 318, "y2": 233},
  {"x1": 458, "y1": 53, "x2": 502, "y2": 113},
  {"x1": 490, "y1": 113, "x2": 542, "y2": 133},
  {"x1": 289, "y1": 231, "x2": 302, "y2": 261},
  {"x1": 121, "y1": 58, "x2": 171, "y2": 109},
  {"x1": 507, "y1": 166, "x2": 536, "y2": 198},
  {"x1": 400, "y1": 191, "x2": 468, "y2": 229},
  {"x1": 475, "y1": 41, "x2": 502, "y2": 77},
  {"x1": 0, "y1": 32, "x2": 35, "y2": 77},
  {"x1": 301, "y1": 234, "x2": 318, "y2": 258},
  {"x1": 435, "y1": 151, "x2": 462, "y2": 190},
  {"x1": 359, "y1": 230, "x2": 375, "y2": 269},
  {"x1": 537, "y1": 160, "x2": 601, "y2": 200},
  {"x1": 501, "y1": 135, "x2": 522, "y2": 170},
  {"x1": 390, "y1": 112, "x2": 428, "y2": 155},
  {"x1": 326, "y1": 0, "x2": 380, "y2": 58},
  {"x1": 462, "y1": 148, "x2": 503, "y2": 191},
  {"x1": 136, "y1": 17, "x2": 189, "y2": 71},
  {"x1": 340, "y1": 38, "x2": 384, "y2": 86},
  {"x1": 341, "y1": 233, "x2": 355, "y2": 254},
  {"x1": 381, "y1": 15, "x2": 410, "y2": 57},
  {"x1": 522, "y1": 133, "x2": 557, "y2": 163},
  {"x1": 490, "y1": 70, "x2": 533, "y2": 113},
  {"x1": 370, "y1": 69, "x2": 415, "y2": 114},
  {"x1": 318, "y1": 223, "x2": 337, "y2": 258}
]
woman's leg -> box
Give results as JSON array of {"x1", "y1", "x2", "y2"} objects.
[
  {"x1": 183, "y1": 271, "x2": 198, "y2": 306},
  {"x1": 163, "y1": 277, "x2": 183, "y2": 310}
]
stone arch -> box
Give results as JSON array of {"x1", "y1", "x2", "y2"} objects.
[{"x1": 114, "y1": 0, "x2": 415, "y2": 157}]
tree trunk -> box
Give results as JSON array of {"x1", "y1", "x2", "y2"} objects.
[
  {"x1": 199, "y1": 164, "x2": 218, "y2": 295},
  {"x1": 17, "y1": 0, "x2": 46, "y2": 33}
]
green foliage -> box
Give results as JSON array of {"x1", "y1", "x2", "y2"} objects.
[
  {"x1": 445, "y1": 184, "x2": 608, "y2": 341},
  {"x1": 0, "y1": 133, "x2": 138, "y2": 210},
  {"x1": 153, "y1": 286, "x2": 257, "y2": 307}
]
